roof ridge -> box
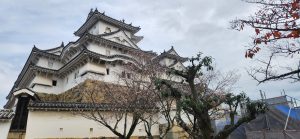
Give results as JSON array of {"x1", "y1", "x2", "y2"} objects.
[
  {"x1": 75, "y1": 9, "x2": 140, "y2": 36},
  {"x1": 92, "y1": 9, "x2": 140, "y2": 28}
]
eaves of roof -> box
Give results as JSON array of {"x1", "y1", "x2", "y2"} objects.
[
  {"x1": 0, "y1": 109, "x2": 14, "y2": 120},
  {"x1": 28, "y1": 101, "x2": 157, "y2": 112}
]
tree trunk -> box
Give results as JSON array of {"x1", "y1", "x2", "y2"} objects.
[{"x1": 199, "y1": 112, "x2": 214, "y2": 139}]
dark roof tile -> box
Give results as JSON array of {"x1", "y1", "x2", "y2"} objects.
[
  {"x1": 0, "y1": 109, "x2": 14, "y2": 120},
  {"x1": 28, "y1": 101, "x2": 156, "y2": 111}
]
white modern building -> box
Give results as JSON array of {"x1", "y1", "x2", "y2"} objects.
[{"x1": 1, "y1": 9, "x2": 187, "y2": 139}]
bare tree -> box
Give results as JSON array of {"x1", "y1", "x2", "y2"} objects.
[
  {"x1": 155, "y1": 53, "x2": 267, "y2": 139},
  {"x1": 71, "y1": 50, "x2": 160, "y2": 139},
  {"x1": 123, "y1": 51, "x2": 177, "y2": 139},
  {"x1": 231, "y1": 0, "x2": 300, "y2": 83}
]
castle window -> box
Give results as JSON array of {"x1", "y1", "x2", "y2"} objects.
[
  {"x1": 106, "y1": 68, "x2": 110, "y2": 75},
  {"x1": 105, "y1": 27, "x2": 111, "y2": 33},
  {"x1": 121, "y1": 71, "x2": 126, "y2": 78},
  {"x1": 121, "y1": 71, "x2": 132, "y2": 79},
  {"x1": 115, "y1": 37, "x2": 121, "y2": 41},
  {"x1": 127, "y1": 73, "x2": 131, "y2": 79},
  {"x1": 106, "y1": 50, "x2": 111, "y2": 56},
  {"x1": 121, "y1": 50, "x2": 128, "y2": 54},
  {"x1": 59, "y1": 128, "x2": 63, "y2": 132},
  {"x1": 90, "y1": 128, "x2": 93, "y2": 132},
  {"x1": 74, "y1": 70, "x2": 79, "y2": 79},
  {"x1": 121, "y1": 39, "x2": 126, "y2": 44},
  {"x1": 52, "y1": 80, "x2": 57, "y2": 86},
  {"x1": 48, "y1": 60, "x2": 54, "y2": 68}
]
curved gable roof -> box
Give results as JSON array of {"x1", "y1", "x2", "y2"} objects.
[
  {"x1": 102, "y1": 30, "x2": 139, "y2": 49},
  {"x1": 74, "y1": 9, "x2": 140, "y2": 37}
]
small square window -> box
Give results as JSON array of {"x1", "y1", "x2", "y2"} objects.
[
  {"x1": 90, "y1": 128, "x2": 93, "y2": 132},
  {"x1": 121, "y1": 71, "x2": 126, "y2": 78},
  {"x1": 127, "y1": 73, "x2": 131, "y2": 79},
  {"x1": 59, "y1": 128, "x2": 63, "y2": 131},
  {"x1": 52, "y1": 80, "x2": 57, "y2": 86}
]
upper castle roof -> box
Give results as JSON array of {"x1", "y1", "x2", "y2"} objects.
[{"x1": 74, "y1": 8, "x2": 141, "y2": 37}]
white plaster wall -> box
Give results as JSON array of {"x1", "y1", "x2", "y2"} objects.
[
  {"x1": 0, "y1": 120, "x2": 12, "y2": 139},
  {"x1": 123, "y1": 30, "x2": 132, "y2": 38},
  {"x1": 169, "y1": 50, "x2": 178, "y2": 55},
  {"x1": 36, "y1": 57, "x2": 63, "y2": 70},
  {"x1": 30, "y1": 75, "x2": 64, "y2": 94},
  {"x1": 62, "y1": 67, "x2": 83, "y2": 92},
  {"x1": 29, "y1": 62, "x2": 106, "y2": 94},
  {"x1": 61, "y1": 62, "x2": 127, "y2": 92},
  {"x1": 80, "y1": 63, "x2": 106, "y2": 76},
  {"x1": 103, "y1": 64, "x2": 123, "y2": 83},
  {"x1": 159, "y1": 58, "x2": 175, "y2": 67},
  {"x1": 171, "y1": 62, "x2": 185, "y2": 71},
  {"x1": 103, "y1": 31, "x2": 137, "y2": 48},
  {"x1": 88, "y1": 21, "x2": 133, "y2": 39},
  {"x1": 30, "y1": 75, "x2": 52, "y2": 86},
  {"x1": 89, "y1": 21, "x2": 118, "y2": 35},
  {"x1": 87, "y1": 42, "x2": 125, "y2": 56},
  {"x1": 62, "y1": 62, "x2": 117, "y2": 92},
  {"x1": 76, "y1": 63, "x2": 124, "y2": 85},
  {"x1": 32, "y1": 85, "x2": 52, "y2": 93},
  {"x1": 25, "y1": 111, "x2": 159, "y2": 139}
]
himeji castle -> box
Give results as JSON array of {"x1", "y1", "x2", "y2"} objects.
[{"x1": 0, "y1": 9, "x2": 187, "y2": 139}]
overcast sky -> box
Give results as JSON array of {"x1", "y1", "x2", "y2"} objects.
[{"x1": 0, "y1": 0, "x2": 299, "y2": 107}]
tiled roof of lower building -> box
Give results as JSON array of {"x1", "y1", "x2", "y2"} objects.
[
  {"x1": 28, "y1": 101, "x2": 157, "y2": 112},
  {"x1": 27, "y1": 80, "x2": 158, "y2": 111},
  {"x1": 0, "y1": 109, "x2": 14, "y2": 120},
  {"x1": 28, "y1": 102, "x2": 113, "y2": 111}
]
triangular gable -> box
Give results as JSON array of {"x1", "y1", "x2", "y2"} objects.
[
  {"x1": 169, "y1": 50, "x2": 178, "y2": 56},
  {"x1": 44, "y1": 43, "x2": 64, "y2": 55},
  {"x1": 88, "y1": 20, "x2": 120, "y2": 35},
  {"x1": 167, "y1": 46, "x2": 180, "y2": 56},
  {"x1": 102, "y1": 30, "x2": 139, "y2": 49},
  {"x1": 13, "y1": 88, "x2": 36, "y2": 97},
  {"x1": 169, "y1": 61, "x2": 185, "y2": 69}
]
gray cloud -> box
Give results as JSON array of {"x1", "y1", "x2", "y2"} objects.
[{"x1": 0, "y1": 0, "x2": 299, "y2": 107}]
